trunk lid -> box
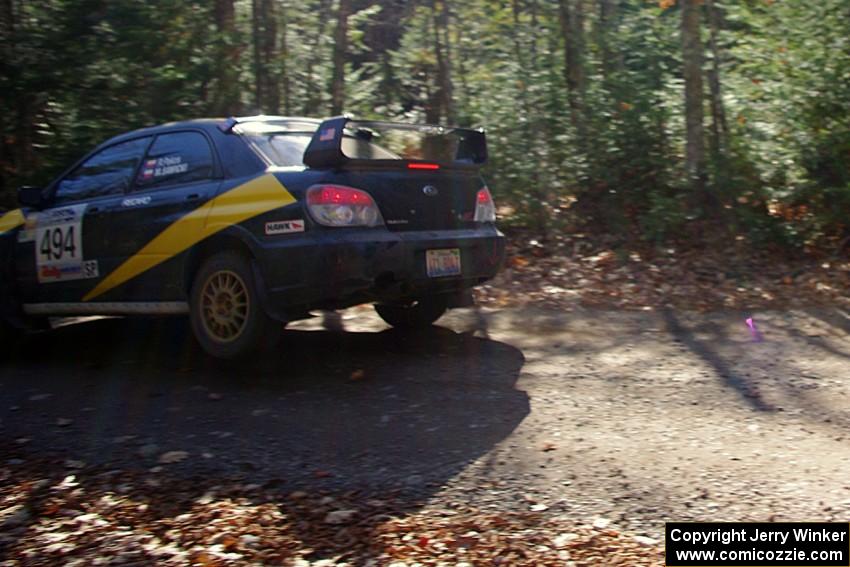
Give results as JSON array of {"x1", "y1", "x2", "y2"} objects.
[{"x1": 337, "y1": 169, "x2": 484, "y2": 232}]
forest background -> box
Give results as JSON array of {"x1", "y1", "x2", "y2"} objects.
[{"x1": 2, "y1": 0, "x2": 849, "y2": 252}]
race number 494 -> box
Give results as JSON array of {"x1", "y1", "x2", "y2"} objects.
[
  {"x1": 39, "y1": 225, "x2": 78, "y2": 262},
  {"x1": 34, "y1": 204, "x2": 89, "y2": 283}
]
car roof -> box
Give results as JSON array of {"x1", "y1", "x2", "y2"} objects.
[{"x1": 105, "y1": 116, "x2": 322, "y2": 146}]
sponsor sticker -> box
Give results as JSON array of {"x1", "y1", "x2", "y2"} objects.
[
  {"x1": 265, "y1": 219, "x2": 305, "y2": 235},
  {"x1": 40, "y1": 206, "x2": 80, "y2": 224},
  {"x1": 39, "y1": 260, "x2": 99, "y2": 283}
]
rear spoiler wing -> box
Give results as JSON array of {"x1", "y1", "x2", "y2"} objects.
[{"x1": 302, "y1": 116, "x2": 488, "y2": 170}]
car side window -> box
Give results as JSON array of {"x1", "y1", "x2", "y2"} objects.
[
  {"x1": 54, "y1": 137, "x2": 151, "y2": 204},
  {"x1": 135, "y1": 131, "x2": 215, "y2": 190}
]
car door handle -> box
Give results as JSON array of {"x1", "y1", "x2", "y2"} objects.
[
  {"x1": 186, "y1": 193, "x2": 201, "y2": 201},
  {"x1": 88, "y1": 205, "x2": 104, "y2": 214}
]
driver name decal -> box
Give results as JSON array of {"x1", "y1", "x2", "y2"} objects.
[{"x1": 140, "y1": 156, "x2": 188, "y2": 181}]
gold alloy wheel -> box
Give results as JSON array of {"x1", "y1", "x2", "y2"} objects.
[{"x1": 199, "y1": 270, "x2": 250, "y2": 343}]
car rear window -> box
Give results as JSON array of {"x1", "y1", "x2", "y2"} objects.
[
  {"x1": 236, "y1": 120, "x2": 483, "y2": 167},
  {"x1": 236, "y1": 120, "x2": 399, "y2": 167},
  {"x1": 245, "y1": 133, "x2": 313, "y2": 167},
  {"x1": 340, "y1": 136, "x2": 399, "y2": 160},
  {"x1": 234, "y1": 121, "x2": 316, "y2": 167},
  {"x1": 246, "y1": 133, "x2": 400, "y2": 167}
]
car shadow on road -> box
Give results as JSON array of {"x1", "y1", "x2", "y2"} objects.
[
  {"x1": 659, "y1": 308, "x2": 850, "y2": 433},
  {"x1": 660, "y1": 309, "x2": 777, "y2": 412},
  {"x1": 1, "y1": 316, "x2": 529, "y2": 562}
]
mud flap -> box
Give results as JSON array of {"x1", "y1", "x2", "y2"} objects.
[{"x1": 251, "y1": 259, "x2": 289, "y2": 323}]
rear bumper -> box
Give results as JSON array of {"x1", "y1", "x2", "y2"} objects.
[{"x1": 254, "y1": 225, "x2": 505, "y2": 318}]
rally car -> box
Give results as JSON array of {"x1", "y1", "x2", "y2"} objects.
[{"x1": 0, "y1": 115, "x2": 505, "y2": 358}]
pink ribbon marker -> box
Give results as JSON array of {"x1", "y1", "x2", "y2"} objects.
[{"x1": 745, "y1": 317, "x2": 764, "y2": 342}]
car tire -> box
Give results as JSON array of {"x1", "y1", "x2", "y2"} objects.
[
  {"x1": 189, "y1": 250, "x2": 279, "y2": 359},
  {"x1": 374, "y1": 296, "x2": 448, "y2": 329}
]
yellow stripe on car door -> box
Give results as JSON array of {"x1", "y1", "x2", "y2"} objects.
[{"x1": 82, "y1": 174, "x2": 296, "y2": 302}]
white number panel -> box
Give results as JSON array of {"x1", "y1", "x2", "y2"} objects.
[{"x1": 34, "y1": 204, "x2": 97, "y2": 283}]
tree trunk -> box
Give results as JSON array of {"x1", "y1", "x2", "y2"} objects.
[
  {"x1": 263, "y1": 0, "x2": 279, "y2": 114},
  {"x1": 330, "y1": 0, "x2": 350, "y2": 115},
  {"x1": 432, "y1": 0, "x2": 455, "y2": 124},
  {"x1": 451, "y1": 7, "x2": 469, "y2": 119},
  {"x1": 249, "y1": 0, "x2": 278, "y2": 113},
  {"x1": 3, "y1": 0, "x2": 36, "y2": 199},
  {"x1": 280, "y1": 1, "x2": 291, "y2": 115},
  {"x1": 0, "y1": 0, "x2": 13, "y2": 39},
  {"x1": 303, "y1": 0, "x2": 332, "y2": 115},
  {"x1": 681, "y1": 0, "x2": 707, "y2": 199},
  {"x1": 0, "y1": 0, "x2": 13, "y2": 196},
  {"x1": 441, "y1": 1, "x2": 455, "y2": 124},
  {"x1": 705, "y1": 0, "x2": 728, "y2": 161},
  {"x1": 510, "y1": 0, "x2": 530, "y2": 130},
  {"x1": 597, "y1": 0, "x2": 616, "y2": 81},
  {"x1": 557, "y1": 0, "x2": 586, "y2": 133},
  {"x1": 529, "y1": 0, "x2": 539, "y2": 64},
  {"x1": 251, "y1": 0, "x2": 263, "y2": 111},
  {"x1": 421, "y1": 11, "x2": 439, "y2": 124},
  {"x1": 213, "y1": 0, "x2": 240, "y2": 115},
  {"x1": 512, "y1": 0, "x2": 548, "y2": 235}
]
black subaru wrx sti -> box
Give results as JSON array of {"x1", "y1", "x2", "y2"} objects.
[{"x1": 0, "y1": 116, "x2": 506, "y2": 358}]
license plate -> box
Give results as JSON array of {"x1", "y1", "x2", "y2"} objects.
[{"x1": 426, "y1": 248, "x2": 461, "y2": 278}]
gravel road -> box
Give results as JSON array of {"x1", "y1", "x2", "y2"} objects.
[{"x1": 1, "y1": 306, "x2": 849, "y2": 540}]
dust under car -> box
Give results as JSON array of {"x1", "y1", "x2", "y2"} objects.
[{"x1": 0, "y1": 116, "x2": 506, "y2": 358}]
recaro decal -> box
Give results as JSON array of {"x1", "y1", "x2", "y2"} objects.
[
  {"x1": 82, "y1": 174, "x2": 296, "y2": 301},
  {"x1": 122, "y1": 196, "x2": 152, "y2": 208},
  {"x1": 0, "y1": 209, "x2": 25, "y2": 234}
]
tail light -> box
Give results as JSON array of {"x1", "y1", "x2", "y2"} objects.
[
  {"x1": 474, "y1": 186, "x2": 496, "y2": 223},
  {"x1": 306, "y1": 184, "x2": 384, "y2": 227}
]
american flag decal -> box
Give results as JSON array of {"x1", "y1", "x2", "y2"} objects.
[{"x1": 319, "y1": 128, "x2": 336, "y2": 142}]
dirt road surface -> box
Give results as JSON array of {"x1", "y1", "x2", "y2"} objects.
[{"x1": 1, "y1": 306, "x2": 849, "y2": 544}]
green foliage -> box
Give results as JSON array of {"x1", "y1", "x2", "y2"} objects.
[
  {"x1": 2, "y1": 0, "x2": 219, "y2": 193},
  {"x1": 723, "y1": 0, "x2": 850, "y2": 244},
  {"x1": 3, "y1": 0, "x2": 850, "y2": 248}
]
